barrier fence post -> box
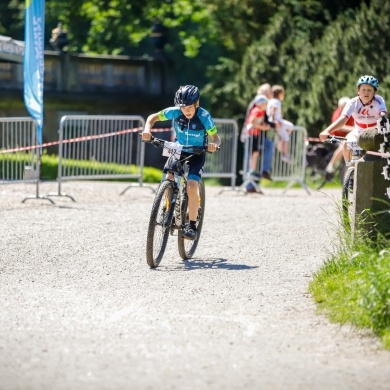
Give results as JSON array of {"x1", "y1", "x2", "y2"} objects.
[
  {"x1": 236, "y1": 131, "x2": 265, "y2": 194},
  {"x1": 203, "y1": 118, "x2": 238, "y2": 190},
  {"x1": 270, "y1": 126, "x2": 310, "y2": 195},
  {"x1": 0, "y1": 117, "x2": 54, "y2": 203}
]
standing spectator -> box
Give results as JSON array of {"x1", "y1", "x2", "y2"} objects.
[
  {"x1": 243, "y1": 94, "x2": 272, "y2": 179},
  {"x1": 241, "y1": 83, "x2": 272, "y2": 143},
  {"x1": 49, "y1": 22, "x2": 69, "y2": 53},
  {"x1": 240, "y1": 83, "x2": 274, "y2": 181},
  {"x1": 267, "y1": 85, "x2": 294, "y2": 163},
  {"x1": 257, "y1": 83, "x2": 272, "y2": 99}
]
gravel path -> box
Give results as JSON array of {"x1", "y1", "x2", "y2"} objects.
[{"x1": 0, "y1": 181, "x2": 389, "y2": 390}]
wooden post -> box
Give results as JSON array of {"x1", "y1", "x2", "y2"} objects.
[{"x1": 354, "y1": 129, "x2": 390, "y2": 238}]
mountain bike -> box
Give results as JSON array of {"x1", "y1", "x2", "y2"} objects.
[
  {"x1": 142, "y1": 135, "x2": 209, "y2": 268},
  {"x1": 324, "y1": 136, "x2": 364, "y2": 228},
  {"x1": 306, "y1": 137, "x2": 346, "y2": 190}
]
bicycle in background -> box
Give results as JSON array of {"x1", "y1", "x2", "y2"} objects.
[
  {"x1": 141, "y1": 135, "x2": 209, "y2": 268},
  {"x1": 306, "y1": 137, "x2": 346, "y2": 190}
]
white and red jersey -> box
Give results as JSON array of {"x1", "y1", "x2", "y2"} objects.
[{"x1": 342, "y1": 95, "x2": 387, "y2": 130}]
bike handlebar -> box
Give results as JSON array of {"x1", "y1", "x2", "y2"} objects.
[
  {"x1": 323, "y1": 136, "x2": 346, "y2": 144},
  {"x1": 139, "y1": 133, "x2": 219, "y2": 154}
]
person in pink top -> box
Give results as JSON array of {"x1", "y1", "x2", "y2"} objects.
[{"x1": 320, "y1": 75, "x2": 388, "y2": 162}]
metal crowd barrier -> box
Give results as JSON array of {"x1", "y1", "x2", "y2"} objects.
[
  {"x1": 0, "y1": 117, "x2": 54, "y2": 203},
  {"x1": 238, "y1": 126, "x2": 310, "y2": 195},
  {"x1": 0, "y1": 117, "x2": 39, "y2": 184},
  {"x1": 237, "y1": 130, "x2": 266, "y2": 194},
  {"x1": 53, "y1": 115, "x2": 146, "y2": 200},
  {"x1": 271, "y1": 126, "x2": 309, "y2": 194},
  {"x1": 204, "y1": 118, "x2": 238, "y2": 188}
]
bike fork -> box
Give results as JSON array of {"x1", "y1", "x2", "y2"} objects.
[{"x1": 166, "y1": 188, "x2": 179, "y2": 228}]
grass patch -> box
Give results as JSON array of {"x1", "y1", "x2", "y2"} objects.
[
  {"x1": 309, "y1": 212, "x2": 390, "y2": 348},
  {"x1": 40, "y1": 153, "x2": 163, "y2": 183},
  {"x1": 0, "y1": 152, "x2": 163, "y2": 183}
]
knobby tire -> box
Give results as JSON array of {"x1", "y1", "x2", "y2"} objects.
[
  {"x1": 178, "y1": 180, "x2": 206, "y2": 260},
  {"x1": 342, "y1": 167, "x2": 354, "y2": 230},
  {"x1": 146, "y1": 180, "x2": 174, "y2": 268}
]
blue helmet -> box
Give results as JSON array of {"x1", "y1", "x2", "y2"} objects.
[
  {"x1": 174, "y1": 85, "x2": 200, "y2": 106},
  {"x1": 357, "y1": 75, "x2": 379, "y2": 90}
]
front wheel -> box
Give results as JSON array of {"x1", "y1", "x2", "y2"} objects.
[
  {"x1": 146, "y1": 180, "x2": 174, "y2": 268},
  {"x1": 342, "y1": 167, "x2": 354, "y2": 230},
  {"x1": 178, "y1": 180, "x2": 206, "y2": 260}
]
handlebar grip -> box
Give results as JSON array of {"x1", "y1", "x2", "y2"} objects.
[
  {"x1": 138, "y1": 132, "x2": 153, "y2": 139},
  {"x1": 324, "y1": 136, "x2": 345, "y2": 144},
  {"x1": 139, "y1": 132, "x2": 156, "y2": 143}
]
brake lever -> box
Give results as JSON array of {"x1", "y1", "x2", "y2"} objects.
[
  {"x1": 152, "y1": 138, "x2": 164, "y2": 148},
  {"x1": 326, "y1": 136, "x2": 342, "y2": 144},
  {"x1": 138, "y1": 132, "x2": 162, "y2": 147}
]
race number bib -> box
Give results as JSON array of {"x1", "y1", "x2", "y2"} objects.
[{"x1": 162, "y1": 141, "x2": 183, "y2": 158}]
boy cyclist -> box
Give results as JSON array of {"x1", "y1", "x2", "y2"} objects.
[
  {"x1": 142, "y1": 85, "x2": 221, "y2": 240},
  {"x1": 319, "y1": 75, "x2": 388, "y2": 162}
]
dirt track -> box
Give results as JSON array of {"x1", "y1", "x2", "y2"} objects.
[{"x1": 0, "y1": 181, "x2": 389, "y2": 390}]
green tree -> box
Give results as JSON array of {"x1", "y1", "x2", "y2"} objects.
[
  {"x1": 290, "y1": 0, "x2": 390, "y2": 133},
  {"x1": 204, "y1": 0, "x2": 388, "y2": 135},
  {"x1": 206, "y1": 1, "x2": 332, "y2": 122},
  {"x1": 0, "y1": 0, "x2": 24, "y2": 38},
  {"x1": 2, "y1": 0, "x2": 388, "y2": 136}
]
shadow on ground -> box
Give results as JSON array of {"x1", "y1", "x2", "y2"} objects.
[{"x1": 153, "y1": 257, "x2": 259, "y2": 271}]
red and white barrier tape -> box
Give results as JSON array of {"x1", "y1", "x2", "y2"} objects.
[
  {"x1": 0, "y1": 126, "x2": 172, "y2": 154},
  {"x1": 367, "y1": 151, "x2": 390, "y2": 158}
]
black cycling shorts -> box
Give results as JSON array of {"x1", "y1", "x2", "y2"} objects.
[
  {"x1": 251, "y1": 133, "x2": 266, "y2": 153},
  {"x1": 163, "y1": 152, "x2": 205, "y2": 182}
]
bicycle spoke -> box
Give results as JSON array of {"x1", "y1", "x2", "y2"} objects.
[
  {"x1": 146, "y1": 181, "x2": 173, "y2": 268},
  {"x1": 178, "y1": 180, "x2": 205, "y2": 260}
]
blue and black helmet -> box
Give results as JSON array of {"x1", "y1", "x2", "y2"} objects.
[
  {"x1": 174, "y1": 85, "x2": 200, "y2": 106},
  {"x1": 357, "y1": 75, "x2": 379, "y2": 90}
]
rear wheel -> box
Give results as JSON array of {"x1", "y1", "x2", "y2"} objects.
[
  {"x1": 342, "y1": 167, "x2": 354, "y2": 230},
  {"x1": 316, "y1": 159, "x2": 346, "y2": 190},
  {"x1": 178, "y1": 180, "x2": 206, "y2": 260},
  {"x1": 337, "y1": 159, "x2": 346, "y2": 184},
  {"x1": 146, "y1": 180, "x2": 174, "y2": 268}
]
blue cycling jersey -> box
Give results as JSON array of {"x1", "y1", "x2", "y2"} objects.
[{"x1": 158, "y1": 107, "x2": 217, "y2": 151}]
